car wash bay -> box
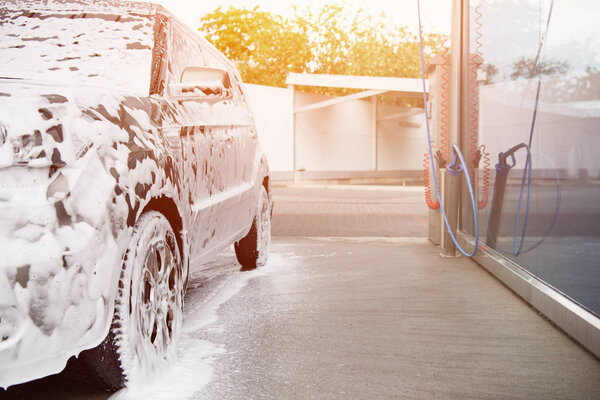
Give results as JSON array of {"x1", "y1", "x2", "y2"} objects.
[{"x1": 4, "y1": 184, "x2": 599, "y2": 400}]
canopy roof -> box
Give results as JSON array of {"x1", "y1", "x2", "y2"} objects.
[{"x1": 286, "y1": 73, "x2": 427, "y2": 97}]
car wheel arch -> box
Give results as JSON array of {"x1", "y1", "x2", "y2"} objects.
[{"x1": 140, "y1": 196, "x2": 185, "y2": 263}]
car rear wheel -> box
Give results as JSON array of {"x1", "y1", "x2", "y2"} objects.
[
  {"x1": 235, "y1": 185, "x2": 271, "y2": 270},
  {"x1": 80, "y1": 211, "x2": 184, "y2": 390}
]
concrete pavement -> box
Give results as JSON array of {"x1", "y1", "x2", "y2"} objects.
[
  {"x1": 198, "y1": 238, "x2": 600, "y2": 399},
  {"x1": 272, "y1": 185, "x2": 428, "y2": 237}
]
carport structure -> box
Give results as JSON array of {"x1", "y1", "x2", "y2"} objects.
[{"x1": 285, "y1": 73, "x2": 428, "y2": 182}]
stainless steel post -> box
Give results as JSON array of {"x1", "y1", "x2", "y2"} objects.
[{"x1": 442, "y1": 168, "x2": 461, "y2": 257}]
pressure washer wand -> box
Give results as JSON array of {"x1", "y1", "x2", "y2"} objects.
[{"x1": 486, "y1": 143, "x2": 526, "y2": 248}]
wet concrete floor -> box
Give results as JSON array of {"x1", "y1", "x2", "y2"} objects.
[{"x1": 197, "y1": 238, "x2": 600, "y2": 400}]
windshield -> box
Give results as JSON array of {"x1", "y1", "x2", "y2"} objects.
[{"x1": 0, "y1": 4, "x2": 155, "y2": 95}]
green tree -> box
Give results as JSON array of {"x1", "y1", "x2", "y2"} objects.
[
  {"x1": 290, "y1": 3, "x2": 445, "y2": 105},
  {"x1": 199, "y1": 6, "x2": 311, "y2": 87},
  {"x1": 198, "y1": 3, "x2": 445, "y2": 105},
  {"x1": 291, "y1": 4, "x2": 444, "y2": 88}
]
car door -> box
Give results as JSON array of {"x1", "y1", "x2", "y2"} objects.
[
  {"x1": 163, "y1": 18, "x2": 261, "y2": 262},
  {"x1": 161, "y1": 18, "x2": 229, "y2": 261},
  {"x1": 201, "y1": 47, "x2": 259, "y2": 237}
]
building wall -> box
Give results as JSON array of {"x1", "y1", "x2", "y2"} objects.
[
  {"x1": 244, "y1": 83, "x2": 428, "y2": 176},
  {"x1": 243, "y1": 83, "x2": 293, "y2": 172},
  {"x1": 294, "y1": 91, "x2": 374, "y2": 171},
  {"x1": 377, "y1": 102, "x2": 428, "y2": 171}
]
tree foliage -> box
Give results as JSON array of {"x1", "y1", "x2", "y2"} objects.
[
  {"x1": 199, "y1": 6, "x2": 311, "y2": 87},
  {"x1": 199, "y1": 3, "x2": 445, "y2": 103},
  {"x1": 510, "y1": 56, "x2": 570, "y2": 80}
]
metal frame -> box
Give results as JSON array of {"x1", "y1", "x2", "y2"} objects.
[
  {"x1": 459, "y1": 234, "x2": 600, "y2": 358},
  {"x1": 294, "y1": 89, "x2": 386, "y2": 114},
  {"x1": 286, "y1": 73, "x2": 426, "y2": 95}
]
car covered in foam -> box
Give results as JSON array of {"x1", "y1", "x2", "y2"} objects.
[{"x1": 0, "y1": 0, "x2": 271, "y2": 389}]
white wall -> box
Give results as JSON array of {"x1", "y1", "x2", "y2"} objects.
[
  {"x1": 245, "y1": 83, "x2": 427, "y2": 175},
  {"x1": 243, "y1": 83, "x2": 293, "y2": 172},
  {"x1": 294, "y1": 91, "x2": 373, "y2": 171},
  {"x1": 377, "y1": 102, "x2": 428, "y2": 171}
]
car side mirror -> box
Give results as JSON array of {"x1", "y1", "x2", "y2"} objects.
[{"x1": 168, "y1": 66, "x2": 233, "y2": 102}]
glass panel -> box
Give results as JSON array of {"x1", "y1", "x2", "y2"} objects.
[{"x1": 469, "y1": 0, "x2": 600, "y2": 315}]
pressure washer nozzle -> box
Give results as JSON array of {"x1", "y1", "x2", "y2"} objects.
[
  {"x1": 435, "y1": 149, "x2": 447, "y2": 168},
  {"x1": 448, "y1": 148, "x2": 464, "y2": 176},
  {"x1": 472, "y1": 148, "x2": 483, "y2": 169},
  {"x1": 495, "y1": 142, "x2": 527, "y2": 176}
]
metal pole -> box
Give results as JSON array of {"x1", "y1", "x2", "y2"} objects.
[
  {"x1": 289, "y1": 84, "x2": 297, "y2": 182},
  {"x1": 440, "y1": 168, "x2": 446, "y2": 249},
  {"x1": 372, "y1": 96, "x2": 377, "y2": 171},
  {"x1": 450, "y1": 0, "x2": 463, "y2": 155},
  {"x1": 461, "y1": 0, "x2": 475, "y2": 235},
  {"x1": 442, "y1": 167, "x2": 461, "y2": 257}
]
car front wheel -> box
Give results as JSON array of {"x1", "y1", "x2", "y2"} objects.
[
  {"x1": 81, "y1": 211, "x2": 184, "y2": 389},
  {"x1": 235, "y1": 185, "x2": 271, "y2": 270}
]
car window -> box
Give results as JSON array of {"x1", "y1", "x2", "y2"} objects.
[
  {"x1": 0, "y1": 4, "x2": 154, "y2": 95},
  {"x1": 168, "y1": 18, "x2": 206, "y2": 86}
]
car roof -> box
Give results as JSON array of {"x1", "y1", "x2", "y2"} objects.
[
  {"x1": 0, "y1": 0, "x2": 163, "y2": 16},
  {"x1": 0, "y1": 0, "x2": 165, "y2": 93}
]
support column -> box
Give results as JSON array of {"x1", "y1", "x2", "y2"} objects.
[
  {"x1": 450, "y1": 0, "x2": 463, "y2": 153},
  {"x1": 461, "y1": 0, "x2": 476, "y2": 235},
  {"x1": 371, "y1": 96, "x2": 378, "y2": 171},
  {"x1": 440, "y1": 0, "x2": 465, "y2": 255},
  {"x1": 288, "y1": 84, "x2": 297, "y2": 181}
]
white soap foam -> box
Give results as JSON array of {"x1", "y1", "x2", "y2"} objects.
[{"x1": 111, "y1": 252, "x2": 293, "y2": 399}]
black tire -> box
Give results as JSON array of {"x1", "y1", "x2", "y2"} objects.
[
  {"x1": 80, "y1": 211, "x2": 184, "y2": 390},
  {"x1": 235, "y1": 185, "x2": 271, "y2": 270}
]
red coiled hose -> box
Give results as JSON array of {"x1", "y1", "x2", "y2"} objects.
[
  {"x1": 470, "y1": 2, "x2": 491, "y2": 209},
  {"x1": 439, "y1": 42, "x2": 450, "y2": 161},
  {"x1": 423, "y1": 151, "x2": 439, "y2": 209},
  {"x1": 423, "y1": 41, "x2": 450, "y2": 210}
]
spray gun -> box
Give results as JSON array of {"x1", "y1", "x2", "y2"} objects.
[
  {"x1": 447, "y1": 148, "x2": 464, "y2": 176},
  {"x1": 472, "y1": 147, "x2": 483, "y2": 169},
  {"x1": 435, "y1": 149, "x2": 447, "y2": 169},
  {"x1": 486, "y1": 143, "x2": 527, "y2": 248}
]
